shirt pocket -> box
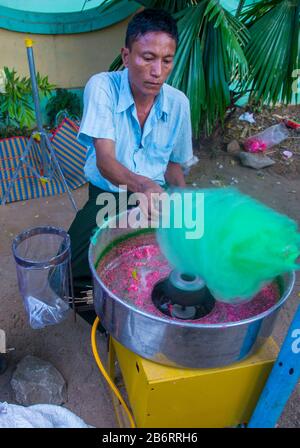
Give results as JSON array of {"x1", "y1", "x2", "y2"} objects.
[
  {"x1": 143, "y1": 143, "x2": 174, "y2": 181},
  {"x1": 147, "y1": 142, "x2": 174, "y2": 166}
]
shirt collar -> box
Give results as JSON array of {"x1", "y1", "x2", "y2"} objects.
[
  {"x1": 155, "y1": 87, "x2": 168, "y2": 122},
  {"x1": 116, "y1": 68, "x2": 169, "y2": 121},
  {"x1": 116, "y1": 68, "x2": 134, "y2": 113}
]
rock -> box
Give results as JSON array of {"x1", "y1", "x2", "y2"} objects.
[
  {"x1": 227, "y1": 140, "x2": 241, "y2": 155},
  {"x1": 11, "y1": 355, "x2": 67, "y2": 406},
  {"x1": 210, "y1": 179, "x2": 225, "y2": 187},
  {"x1": 239, "y1": 151, "x2": 275, "y2": 169}
]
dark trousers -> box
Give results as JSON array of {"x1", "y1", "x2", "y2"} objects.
[{"x1": 68, "y1": 183, "x2": 133, "y2": 325}]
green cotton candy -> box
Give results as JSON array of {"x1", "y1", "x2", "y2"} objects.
[{"x1": 156, "y1": 187, "x2": 300, "y2": 303}]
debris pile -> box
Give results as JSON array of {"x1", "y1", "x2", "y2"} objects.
[{"x1": 224, "y1": 106, "x2": 300, "y2": 175}]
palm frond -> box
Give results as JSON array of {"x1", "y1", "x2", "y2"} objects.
[
  {"x1": 98, "y1": 0, "x2": 139, "y2": 14},
  {"x1": 241, "y1": 0, "x2": 283, "y2": 23},
  {"x1": 167, "y1": 1, "x2": 249, "y2": 135},
  {"x1": 109, "y1": 54, "x2": 124, "y2": 71},
  {"x1": 186, "y1": 37, "x2": 206, "y2": 137},
  {"x1": 203, "y1": 1, "x2": 249, "y2": 133},
  {"x1": 167, "y1": 3, "x2": 206, "y2": 137},
  {"x1": 235, "y1": 0, "x2": 247, "y2": 18},
  {"x1": 168, "y1": 3, "x2": 205, "y2": 89},
  {"x1": 244, "y1": 0, "x2": 300, "y2": 105}
]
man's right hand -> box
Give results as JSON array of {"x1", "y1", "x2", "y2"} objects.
[{"x1": 139, "y1": 179, "x2": 164, "y2": 222}]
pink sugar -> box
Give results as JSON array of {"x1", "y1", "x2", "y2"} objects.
[{"x1": 97, "y1": 233, "x2": 280, "y2": 324}]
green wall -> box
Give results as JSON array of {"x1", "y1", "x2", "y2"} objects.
[
  {"x1": 0, "y1": 1, "x2": 139, "y2": 34},
  {"x1": 0, "y1": 1, "x2": 103, "y2": 13}
]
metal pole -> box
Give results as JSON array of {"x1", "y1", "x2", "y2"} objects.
[
  {"x1": 25, "y1": 38, "x2": 49, "y2": 177},
  {"x1": 1, "y1": 39, "x2": 78, "y2": 211},
  {"x1": 248, "y1": 304, "x2": 300, "y2": 427},
  {"x1": 44, "y1": 131, "x2": 78, "y2": 212},
  {"x1": 68, "y1": 253, "x2": 76, "y2": 323}
]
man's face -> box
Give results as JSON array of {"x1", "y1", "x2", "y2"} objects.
[{"x1": 121, "y1": 31, "x2": 176, "y2": 98}]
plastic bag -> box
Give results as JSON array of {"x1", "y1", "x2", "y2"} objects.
[
  {"x1": 12, "y1": 227, "x2": 72, "y2": 329},
  {"x1": 0, "y1": 402, "x2": 92, "y2": 428},
  {"x1": 244, "y1": 123, "x2": 289, "y2": 153},
  {"x1": 157, "y1": 188, "x2": 300, "y2": 303},
  {"x1": 23, "y1": 293, "x2": 70, "y2": 330}
]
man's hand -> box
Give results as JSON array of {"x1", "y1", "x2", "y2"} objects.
[
  {"x1": 138, "y1": 179, "x2": 164, "y2": 222},
  {"x1": 165, "y1": 161, "x2": 186, "y2": 187}
]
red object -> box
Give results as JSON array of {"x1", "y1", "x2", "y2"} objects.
[
  {"x1": 244, "y1": 138, "x2": 267, "y2": 153},
  {"x1": 50, "y1": 117, "x2": 79, "y2": 140},
  {"x1": 284, "y1": 119, "x2": 300, "y2": 129}
]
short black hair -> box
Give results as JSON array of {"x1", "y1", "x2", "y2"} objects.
[{"x1": 125, "y1": 8, "x2": 178, "y2": 50}]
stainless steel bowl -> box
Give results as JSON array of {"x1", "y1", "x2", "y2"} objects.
[{"x1": 89, "y1": 210, "x2": 295, "y2": 369}]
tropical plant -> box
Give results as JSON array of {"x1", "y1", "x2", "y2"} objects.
[
  {"x1": 0, "y1": 125, "x2": 32, "y2": 140},
  {"x1": 98, "y1": 0, "x2": 300, "y2": 137},
  {"x1": 0, "y1": 67, "x2": 54, "y2": 129},
  {"x1": 241, "y1": 0, "x2": 300, "y2": 106},
  {"x1": 46, "y1": 88, "x2": 81, "y2": 127}
]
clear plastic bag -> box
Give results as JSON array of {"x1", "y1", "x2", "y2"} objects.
[
  {"x1": 12, "y1": 227, "x2": 72, "y2": 329},
  {"x1": 244, "y1": 123, "x2": 289, "y2": 153}
]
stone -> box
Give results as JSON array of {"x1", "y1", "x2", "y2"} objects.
[
  {"x1": 239, "y1": 151, "x2": 275, "y2": 169},
  {"x1": 11, "y1": 355, "x2": 67, "y2": 406},
  {"x1": 227, "y1": 140, "x2": 241, "y2": 154}
]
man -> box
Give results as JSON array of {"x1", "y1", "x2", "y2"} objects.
[{"x1": 69, "y1": 8, "x2": 193, "y2": 324}]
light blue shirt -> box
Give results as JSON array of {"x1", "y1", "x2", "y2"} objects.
[{"x1": 78, "y1": 68, "x2": 193, "y2": 192}]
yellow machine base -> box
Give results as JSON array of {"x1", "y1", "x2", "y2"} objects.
[{"x1": 109, "y1": 337, "x2": 278, "y2": 428}]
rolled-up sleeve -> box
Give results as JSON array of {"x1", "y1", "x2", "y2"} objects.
[
  {"x1": 77, "y1": 74, "x2": 116, "y2": 148},
  {"x1": 169, "y1": 97, "x2": 193, "y2": 165}
]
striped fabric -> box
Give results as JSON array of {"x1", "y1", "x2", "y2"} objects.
[{"x1": 0, "y1": 118, "x2": 87, "y2": 203}]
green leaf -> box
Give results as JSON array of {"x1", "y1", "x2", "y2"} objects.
[
  {"x1": 0, "y1": 67, "x2": 55, "y2": 128},
  {"x1": 109, "y1": 53, "x2": 124, "y2": 71},
  {"x1": 244, "y1": 0, "x2": 300, "y2": 105}
]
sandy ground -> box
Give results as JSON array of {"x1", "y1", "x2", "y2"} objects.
[
  {"x1": 0, "y1": 110, "x2": 299, "y2": 427},
  {"x1": 0, "y1": 187, "x2": 118, "y2": 428}
]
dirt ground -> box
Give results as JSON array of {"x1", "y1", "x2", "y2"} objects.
[{"x1": 0, "y1": 105, "x2": 299, "y2": 428}]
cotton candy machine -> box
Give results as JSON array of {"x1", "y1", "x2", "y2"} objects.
[{"x1": 89, "y1": 209, "x2": 296, "y2": 369}]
